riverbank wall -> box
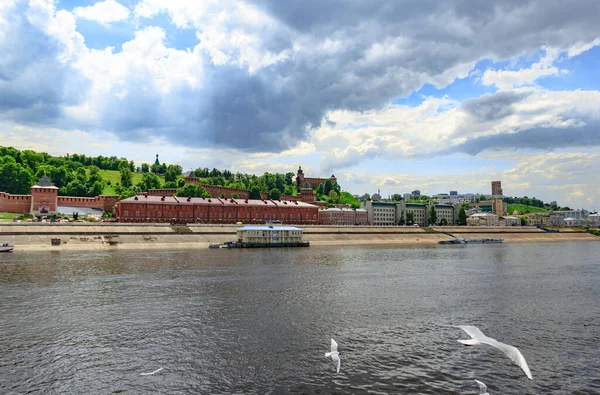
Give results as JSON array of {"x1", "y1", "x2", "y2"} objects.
[{"x1": 1, "y1": 223, "x2": 598, "y2": 252}]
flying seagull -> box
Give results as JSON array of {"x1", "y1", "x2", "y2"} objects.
[
  {"x1": 474, "y1": 379, "x2": 489, "y2": 395},
  {"x1": 140, "y1": 367, "x2": 163, "y2": 376},
  {"x1": 324, "y1": 338, "x2": 341, "y2": 373},
  {"x1": 457, "y1": 325, "x2": 532, "y2": 380}
]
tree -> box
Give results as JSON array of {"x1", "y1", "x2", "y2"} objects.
[
  {"x1": 88, "y1": 180, "x2": 105, "y2": 197},
  {"x1": 406, "y1": 212, "x2": 415, "y2": 225},
  {"x1": 62, "y1": 179, "x2": 88, "y2": 196},
  {"x1": 440, "y1": 218, "x2": 448, "y2": 226},
  {"x1": 250, "y1": 186, "x2": 262, "y2": 200},
  {"x1": 520, "y1": 217, "x2": 527, "y2": 226},
  {"x1": 119, "y1": 166, "x2": 133, "y2": 188},
  {"x1": 328, "y1": 190, "x2": 340, "y2": 204},
  {"x1": 164, "y1": 165, "x2": 178, "y2": 183},
  {"x1": 324, "y1": 179, "x2": 333, "y2": 196},
  {"x1": 177, "y1": 178, "x2": 185, "y2": 187},
  {"x1": 220, "y1": 193, "x2": 226, "y2": 198},
  {"x1": 458, "y1": 207, "x2": 467, "y2": 226},
  {"x1": 138, "y1": 173, "x2": 161, "y2": 191},
  {"x1": 175, "y1": 184, "x2": 210, "y2": 198},
  {"x1": 163, "y1": 181, "x2": 177, "y2": 188},
  {"x1": 391, "y1": 194, "x2": 403, "y2": 201},
  {"x1": 316, "y1": 183, "x2": 324, "y2": 196},
  {"x1": 429, "y1": 206, "x2": 437, "y2": 225},
  {"x1": 284, "y1": 172, "x2": 294, "y2": 186},
  {"x1": 269, "y1": 188, "x2": 281, "y2": 200},
  {"x1": 0, "y1": 158, "x2": 34, "y2": 194},
  {"x1": 282, "y1": 185, "x2": 295, "y2": 196},
  {"x1": 232, "y1": 193, "x2": 239, "y2": 199},
  {"x1": 141, "y1": 163, "x2": 150, "y2": 173},
  {"x1": 332, "y1": 182, "x2": 341, "y2": 194}
]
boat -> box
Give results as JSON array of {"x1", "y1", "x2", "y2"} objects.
[
  {"x1": 0, "y1": 242, "x2": 14, "y2": 252},
  {"x1": 439, "y1": 237, "x2": 466, "y2": 245},
  {"x1": 439, "y1": 237, "x2": 504, "y2": 245},
  {"x1": 464, "y1": 238, "x2": 504, "y2": 244},
  {"x1": 223, "y1": 224, "x2": 310, "y2": 248},
  {"x1": 208, "y1": 243, "x2": 221, "y2": 249}
]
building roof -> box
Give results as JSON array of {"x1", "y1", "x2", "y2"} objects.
[
  {"x1": 237, "y1": 226, "x2": 303, "y2": 231},
  {"x1": 372, "y1": 201, "x2": 396, "y2": 206},
  {"x1": 185, "y1": 171, "x2": 198, "y2": 179},
  {"x1": 119, "y1": 195, "x2": 318, "y2": 208},
  {"x1": 32, "y1": 174, "x2": 58, "y2": 189},
  {"x1": 470, "y1": 212, "x2": 498, "y2": 217}
]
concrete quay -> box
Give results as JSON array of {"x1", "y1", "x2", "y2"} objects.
[{"x1": 0, "y1": 223, "x2": 597, "y2": 252}]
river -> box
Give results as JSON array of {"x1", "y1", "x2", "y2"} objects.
[{"x1": 1, "y1": 242, "x2": 599, "y2": 394}]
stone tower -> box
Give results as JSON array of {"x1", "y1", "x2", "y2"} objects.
[
  {"x1": 30, "y1": 174, "x2": 58, "y2": 215},
  {"x1": 296, "y1": 166, "x2": 305, "y2": 192}
]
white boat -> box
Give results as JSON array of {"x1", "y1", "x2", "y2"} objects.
[{"x1": 0, "y1": 242, "x2": 14, "y2": 252}]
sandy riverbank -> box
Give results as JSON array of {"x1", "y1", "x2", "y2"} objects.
[{"x1": 1, "y1": 223, "x2": 597, "y2": 252}]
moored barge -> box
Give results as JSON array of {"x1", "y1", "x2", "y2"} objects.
[{"x1": 224, "y1": 225, "x2": 310, "y2": 248}]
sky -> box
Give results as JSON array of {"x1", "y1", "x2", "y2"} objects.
[{"x1": 1, "y1": 0, "x2": 599, "y2": 210}]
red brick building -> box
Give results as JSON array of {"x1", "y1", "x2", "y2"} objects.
[
  {"x1": 318, "y1": 208, "x2": 369, "y2": 225},
  {"x1": 114, "y1": 195, "x2": 319, "y2": 224}
]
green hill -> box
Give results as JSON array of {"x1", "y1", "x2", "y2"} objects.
[
  {"x1": 507, "y1": 203, "x2": 547, "y2": 215},
  {"x1": 92, "y1": 169, "x2": 164, "y2": 195},
  {"x1": 340, "y1": 191, "x2": 361, "y2": 208}
]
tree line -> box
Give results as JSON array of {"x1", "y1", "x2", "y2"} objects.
[{"x1": 0, "y1": 147, "x2": 350, "y2": 204}]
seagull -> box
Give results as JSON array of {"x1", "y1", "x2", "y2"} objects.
[
  {"x1": 324, "y1": 338, "x2": 341, "y2": 373},
  {"x1": 457, "y1": 325, "x2": 532, "y2": 380},
  {"x1": 140, "y1": 367, "x2": 163, "y2": 376},
  {"x1": 474, "y1": 379, "x2": 489, "y2": 395}
]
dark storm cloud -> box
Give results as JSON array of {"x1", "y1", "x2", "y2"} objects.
[
  {"x1": 2, "y1": 0, "x2": 600, "y2": 152},
  {"x1": 461, "y1": 91, "x2": 532, "y2": 122},
  {"x1": 441, "y1": 120, "x2": 600, "y2": 156}
]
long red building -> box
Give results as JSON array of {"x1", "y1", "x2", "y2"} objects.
[{"x1": 114, "y1": 195, "x2": 319, "y2": 224}]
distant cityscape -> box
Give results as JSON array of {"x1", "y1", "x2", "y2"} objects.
[{"x1": 0, "y1": 149, "x2": 597, "y2": 228}]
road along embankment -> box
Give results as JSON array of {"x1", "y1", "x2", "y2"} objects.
[{"x1": 0, "y1": 223, "x2": 597, "y2": 252}]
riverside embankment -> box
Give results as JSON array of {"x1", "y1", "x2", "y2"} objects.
[{"x1": 1, "y1": 223, "x2": 598, "y2": 252}]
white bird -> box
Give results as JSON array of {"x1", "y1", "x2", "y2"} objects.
[
  {"x1": 324, "y1": 338, "x2": 341, "y2": 373},
  {"x1": 474, "y1": 379, "x2": 489, "y2": 395},
  {"x1": 457, "y1": 325, "x2": 532, "y2": 380},
  {"x1": 140, "y1": 367, "x2": 163, "y2": 376}
]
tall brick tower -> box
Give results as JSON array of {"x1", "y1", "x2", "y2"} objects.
[
  {"x1": 30, "y1": 174, "x2": 58, "y2": 215},
  {"x1": 296, "y1": 166, "x2": 305, "y2": 192},
  {"x1": 491, "y1": 180, "x2": 503, "y2": 195}
]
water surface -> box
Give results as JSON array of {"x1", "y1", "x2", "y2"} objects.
[{"x1": 1, "y1": 242, "x2": 599, "y2": 393}]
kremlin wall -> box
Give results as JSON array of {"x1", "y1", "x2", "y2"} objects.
[{"x1": 0, "y1": 174, "x2": 119, "y2": 216}]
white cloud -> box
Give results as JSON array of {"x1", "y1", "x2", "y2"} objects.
[
  {"x1": 567, "y1": 38, "x2": 600, "y2": 57},
  {"x1": 73, "y1": 0, "x2": 130, "y2": 25},
  {"x1": 314, "y1": 87, "x2": 600, "y2": 172},
  {"x1": 481, "y1": 48, "x2": 565, "y2": 90},
  {"x1": 134, "y1": 0, "x2": 293, "y2": 72}
]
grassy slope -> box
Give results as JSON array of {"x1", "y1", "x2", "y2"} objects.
[
  {"x1": 340, "y1": 191, "x2": 361, "y2": 208},
  {"x1": 507, "y1": 203, "x2": 548, "y2": 215},
  {"x1": 93, "y1": 169, "x2": 164, "y2": 195}
]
